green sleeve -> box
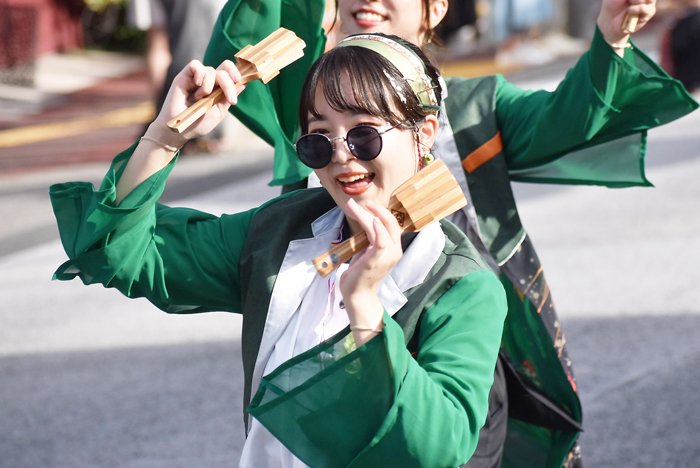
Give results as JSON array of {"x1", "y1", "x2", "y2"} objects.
[
  {"x1": 248, "y1": 269, "x2": 507, "y2": 468},
  {"x1": 203, "y1": 0, "x2": 326, "y2": 186},
  {"x1": 50, "y1": 143, "x2": 260, "y2": 314},
  {"x1": 495, "y1": 26, "x2": 697, "y2": 180}
]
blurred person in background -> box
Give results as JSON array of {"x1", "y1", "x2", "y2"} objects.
[
  {"x1": 127, "y1": 0, "x2": 170, "y2": 102},
  {"x1": 201, "y1": 0, "x2": 699, "y2": 467},
  {"x1": 202, "y1": 0, "x2": 699, "y2": 466},
  {"x1": 434, "y1": 0, "x2": 478, "y2": 43},
  {"x1": 660, "y1": 0, "x2": 700, "y2": 92},
  {"x1": 127, "y1": 0, "x2": 231, "y2": 152}
]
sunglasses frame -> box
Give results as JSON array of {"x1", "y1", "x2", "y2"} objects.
[{"x1": 295, "y1": 120, "x2": 410, "y2": 169}]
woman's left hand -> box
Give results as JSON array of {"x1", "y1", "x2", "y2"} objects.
[
  {"x1": 598, "y1": 0, "x2": 657, "y2": 47},
  {"x1": 340, "y1": 199, "x2": 403, "y2": 344}
]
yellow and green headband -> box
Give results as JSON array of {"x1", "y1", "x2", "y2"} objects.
[{"x1": 335, "y1": 35, "x2": 440, "y2": 112}]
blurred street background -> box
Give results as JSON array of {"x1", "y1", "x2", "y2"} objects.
[{"x1": 1, "y1": 0, "x2": 699, "y2": 467}]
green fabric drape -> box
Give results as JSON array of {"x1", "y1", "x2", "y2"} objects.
[{"x1": 498, "y1": 27, "x2": 698, "y2": 187}]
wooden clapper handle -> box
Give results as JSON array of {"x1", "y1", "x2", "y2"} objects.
[
  {"x1": 313, "y1": 193, "x2": 410, "y2": 277},
  {"x1": 167, "y1": 28, "x2": 306, "y2": 133},
  {"x1": 313, "y1": 231, "x2": 370, "y2": 277},
  {"x1": 622, "y1": 13, "x2": 639, "y2": 33}
]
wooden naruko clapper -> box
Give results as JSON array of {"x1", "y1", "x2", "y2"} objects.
[
  {"x1": 167, "y1": 27, "x2": 306, "y2": 133},
  {"x1": 313, "y1": 159, "x2": 467, "y2": 277}
]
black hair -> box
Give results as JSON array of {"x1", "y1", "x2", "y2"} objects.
[{"x1": 298, "y1": 33, "x2": 442, "y2": 135}]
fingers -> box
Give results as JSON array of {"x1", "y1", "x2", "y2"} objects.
[
  {"x1": 622, "y1": 0, "x2": 656, "y2": 32},
  {"x1": 345, "y1": 198, "x2": 403, "y2": 267},
  {"x1": 371, "y1": 217, "x2": 391, "y2": 250},
  {"x1": 598, "y1": 0, "x2": 655, "y2": 46},
  {"x1": 215, "y1": 60, "x2": 246, "y2": 105},
  {"x1": 365, "y1": 201, "x2": 401, "y2": 236},
  {"x1": 168, "y1": 60, "x2": 205, "y2": 100},
  {"x1": 364, "y1": 200, "x2": 401, "y2": 249},
  {"x1": 346, "y1": 199, "x2": 401, "y2": 246},
  {"x1": 192, "y1": 65, "x2": 217, "y2": 101},
  {"x1": 156, "y1": 60, "x2": 207, "y2": 126},
  {"x1": 340, "y1": 199, "x2": 403, "y2": 300},
  {"x1": 189, "y1": 60, "x2": 208, "y2": 88},
  {"x1": 173, "y1": 59, "x2": 245, "y2": 104},
  {"x1": 346, "y1": 199, "x2": 377, "y2": 243}
]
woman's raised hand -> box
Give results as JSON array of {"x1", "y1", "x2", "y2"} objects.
[
  {"x1": 340, "y1": 199, "x2": 403, "y2": 346},
  {"x1": 115, "y1": 60, "x2": 246, "y2": 205},
  {"x1": 598, "y1": 0, "x2": 657, "y2": 47},
  {"x1": 147, "y1": 60, "x2": 247, "y2": 147}
]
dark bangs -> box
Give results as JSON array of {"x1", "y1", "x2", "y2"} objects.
[{"x1": 299, "y1": 46, "x2": 426, "y2": 134}]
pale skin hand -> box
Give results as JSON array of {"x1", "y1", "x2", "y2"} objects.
[
  {"x1": 597, "y1": 0, "x2": 657, "y2": 57},
  {"x1": 115, "y1": 60, "x2": 245, "y2": 205},
  {"x1": 340, "y1": 199, "x2": 403, "y2": 347}
]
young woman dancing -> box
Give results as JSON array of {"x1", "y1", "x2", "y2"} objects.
[{"x1": 51, "y1": 34, "x2": 507, "y2": 468}]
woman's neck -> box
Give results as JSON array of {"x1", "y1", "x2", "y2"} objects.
[{"x1": 347, "y1": 217, "x2": 363, "y2": 237}]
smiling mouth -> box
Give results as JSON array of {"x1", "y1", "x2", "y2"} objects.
[
  {"x1": 336, "y1": 172, "x2": 375, "y2": 194},
  {"x1": 353, "y1": 11, "x2": 386, "y2": 23},
  {"x1": 337, "y1": 173, "x2": 373, "y2": 183}
]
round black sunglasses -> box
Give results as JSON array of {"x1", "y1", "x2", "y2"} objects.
[{"x1": 295, "y1": 122, "x2": 408, "y2": 169}]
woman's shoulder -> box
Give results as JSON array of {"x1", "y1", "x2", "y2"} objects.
[
  {"x1": 243, "y1": 188, "x2": 337, "y2": 239},
  {"x1": 253, "y1": 188, "x2": 336, "y2": 218}
]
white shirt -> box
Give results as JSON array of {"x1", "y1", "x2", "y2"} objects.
[
  {"x1": 240, "y1": 263, "x2": 350, "y2": 468},
  {"x1": 240, "y1": 215, "x2": 444, "y2": 468}
]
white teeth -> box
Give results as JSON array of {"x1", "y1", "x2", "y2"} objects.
[
  {"x1": 355, "y1": 11, "x2": 385, "y2": 22},
  {"x1": 338, "y1": 174, "x2": 370, "y2": 183}
]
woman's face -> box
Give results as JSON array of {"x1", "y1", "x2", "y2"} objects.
[
  {"x1": 309, "y1": 77, "x2": 422, "y2": 234},
  {"x1": 337, "y1": 0, "x2": 429, "y2": 44}
]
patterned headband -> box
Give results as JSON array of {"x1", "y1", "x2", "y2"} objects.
[{"x1": 335, "y1": 34, "x2": 440, "y2": 111}]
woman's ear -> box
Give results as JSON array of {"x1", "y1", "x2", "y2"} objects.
[
  {"x1": 429, "y1": 0, "x2": 449, "y2": 30},
  {"x1": 418, "y1": 113, "x2": 440, "y2": 152}
]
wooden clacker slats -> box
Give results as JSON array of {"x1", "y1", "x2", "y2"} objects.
[
  {"x1": 407, "y1": 187, "x2": 465, "y2": 231},
  {"x1": 167, "y1": 28, "x2": 305, "y2": 133},
  {"x1": 393, "y1": 169, "x2": 456, "y2": 221},
  {"x1": 312, "y1": 160, "x2": 468, "y2": 277}
]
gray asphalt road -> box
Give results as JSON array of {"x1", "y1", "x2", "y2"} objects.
[
  {"x1": 1, "y1": 76, "x2": 698, "y2": 467},
  {"x1": 568, "y1": 315, "x2": 700, "y2": 467},
  {"x1": 3, "y1": 316, "x2": 698, "y2": 468},
  {"x1": 1, "y1": 342, "x2": 245, "y2": 468}
]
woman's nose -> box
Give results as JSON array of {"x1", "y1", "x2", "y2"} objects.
[{"x1": 331, "y1": 137, "x2": 357, "y2": 164}]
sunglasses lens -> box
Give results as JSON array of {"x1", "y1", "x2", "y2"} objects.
[
  {"x1": 296, "y1": 134, "x2": 333, "y2": 169},
  {"x1": 347, "y1": 126, "x2": 382, "y2": 160}
]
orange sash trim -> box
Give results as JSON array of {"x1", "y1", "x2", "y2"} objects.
[{"x1": 462, "y1": 131, "x2": 503, "y2": 173}]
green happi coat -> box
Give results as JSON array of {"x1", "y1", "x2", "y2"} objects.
[
  {"x1": 50, "y1": 146, "x2": 508, "y2": 468},
  {"x1": 437, "y1": 28, "x2": 697, "y2": 468},
  {"x1": 201, "y1": 2, "x2": 699, "y2": 466}
]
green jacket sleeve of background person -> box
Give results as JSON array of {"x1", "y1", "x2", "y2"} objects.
[
  {"x1": 248, "y1": 270, "x2": 507, "y2": 468},
  {"x1": 49, "y1": 143, "x2": 264, "y2": 314},
  {"x1": 203, "y1": 0, "x2": 327, "y2": 186},
  {"x1": 494, "y1": 26, "x2": 698, "y2": 185}
]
